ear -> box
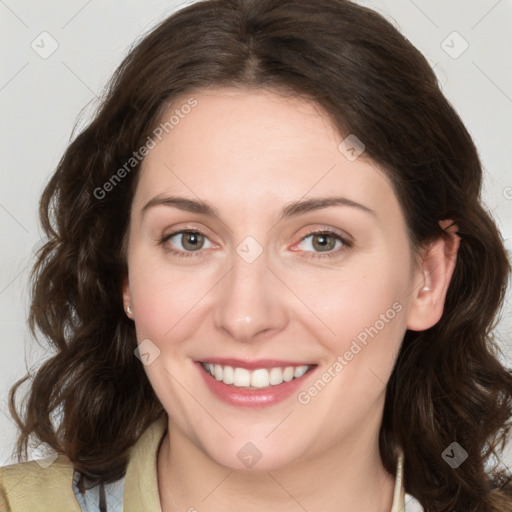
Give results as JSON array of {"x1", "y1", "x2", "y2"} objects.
[
  {"x1": 406, "y1": 220, "x2": 461, "y2": 331},
  {"x1": 122, "y1": 275, "x2": 132, "y2": 316}
]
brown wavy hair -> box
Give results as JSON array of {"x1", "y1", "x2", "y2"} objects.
[{"x1": 8, "y1": 0, "x2": 512, "y2": 509}]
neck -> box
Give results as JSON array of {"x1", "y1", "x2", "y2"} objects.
[{"x1": 157, "y1": 418, "x2": 396, "y2": 512}]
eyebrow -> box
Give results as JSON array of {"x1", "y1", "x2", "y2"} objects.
[{"x1": 140, "y1": 194, "x2": 376, "y2": 221}]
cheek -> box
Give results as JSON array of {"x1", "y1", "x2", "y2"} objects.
[
  {"x1": 296, "y1": 251, "x2": 410, "y2": 362},
  {"x1": 127, "y1": 250, "x2": 215, "y2": 344}
]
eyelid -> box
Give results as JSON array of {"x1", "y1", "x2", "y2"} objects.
[
  {"x1": 294, "y1": 225, "x2": 354, "y2": 244},
  {"x1": 160, "y1": 224, "x2": 217, "y2": 244},
  {"x1": 160, "y1": 227, "x2": 216, "y2": 256},
  {"x1": 289, "y1": 226, "x2": 353, "y2": 258}
]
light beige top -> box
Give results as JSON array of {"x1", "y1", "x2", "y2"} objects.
[{"x1": 0, "y1": 415, "x2": 422, "y2": 511}]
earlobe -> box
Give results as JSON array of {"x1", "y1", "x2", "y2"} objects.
[
  {"x1": 406, "y1": 220, "x2": 461, "y2": 332},
  {"x1": 122, "y1": 276, "x2": 133, "y2": 318}
]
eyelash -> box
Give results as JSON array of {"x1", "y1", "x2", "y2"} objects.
[{"x1": 159, "y1": 227, "x2": 353, "y2": 260}]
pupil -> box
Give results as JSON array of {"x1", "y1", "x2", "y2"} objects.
[
  {"x1": 185, "y1": 232, "x2": 202, "y2": 250},
  {"x1": 314, "y1": 234, "x2": 334, "y2": 251}
]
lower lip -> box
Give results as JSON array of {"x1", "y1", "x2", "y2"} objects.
[{"x1": 196, "y1": 363, "x2": 316, "y2": 408}]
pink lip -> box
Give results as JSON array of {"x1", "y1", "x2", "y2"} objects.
[
  {"x1": 197, "y1": 357, "x2": 313, "y2": 370},
  {"x1": 195, "y1": 361, "x2": 317, "y2": 408}
]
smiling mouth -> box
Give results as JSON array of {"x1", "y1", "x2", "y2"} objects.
[{"x1": 200, "y1": 362, "x2": 315, "y2": 389}]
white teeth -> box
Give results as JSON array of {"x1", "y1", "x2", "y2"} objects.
[
  {"x1": 294, "y1": 365, "x2": 308, "y2": 378},
  {"x1": 283, "y1": 367, "x2": 294, "y2": 382},
  {"x1": 269, "y1": 367, "x2": 284, "y2": 385},
  {"x1": 202, "y1": 363, "x2": 310, "y2": 389},
  {"x1": 251, "y1": 369, "x2": 270, "y2": 388},
  {"x1": 222, "y1": 365, "x2": 234, "y2": 384},
  {"x1": 233, "y1": 367, "x2": 251, "y2": 387}
]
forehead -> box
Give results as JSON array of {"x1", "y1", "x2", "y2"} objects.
[{"x1": 134, "y1": 87, "x2": 401, "y2": 225}]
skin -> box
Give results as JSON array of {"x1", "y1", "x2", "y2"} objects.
[{"x1": 122, "y1": 86, "x2": 460, "y2": 512}]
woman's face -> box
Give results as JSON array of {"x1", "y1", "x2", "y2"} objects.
[{"x1": 123, "y1": 86, "x2": 433, "y2": 471}]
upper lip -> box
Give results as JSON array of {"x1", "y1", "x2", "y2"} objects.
[{"x1": 197, "y1": 358, "x2": 315, "y2": 370}]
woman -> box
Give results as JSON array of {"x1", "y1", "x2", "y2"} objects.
[{"x1": 1, "y1": 0, "x2": 511, "y2": 510}]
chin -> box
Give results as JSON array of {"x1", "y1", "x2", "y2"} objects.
[{"x1": 199, "y1": 435, "x2": 309, "y2": 473}]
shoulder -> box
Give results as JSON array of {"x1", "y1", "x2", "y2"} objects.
[{"x1": 0, "y1": 455, "x2": 81, "y2": 511}]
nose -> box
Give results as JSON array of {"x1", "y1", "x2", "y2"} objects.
[{"x1": 213, "y1": 247, "x2": 289, "y2": 343}]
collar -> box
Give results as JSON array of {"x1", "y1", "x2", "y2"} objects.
[
  {"x1": 123, "y1": 415, "x2": 407, "y2": 511},
  {"x1": 123, "y1": 414, "x2": 167, "y2": 511},
  {"x1": 392, "y1": 447, "x2": 406, "y2": 512}
]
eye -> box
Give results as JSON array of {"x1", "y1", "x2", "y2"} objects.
[
  {"x1": 160, "y1": 229, "x2": 213, "y2": 257},
  {"x1": 294, "y1": 229, "x2": 352, "y2": 259},
  {"x1": 159, "y1": 227, "x2": 352, "y2": 260}
]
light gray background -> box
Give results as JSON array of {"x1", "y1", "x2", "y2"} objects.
[{"x1": 1, "y1": 0, "x2": 511, "y2": 471}]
